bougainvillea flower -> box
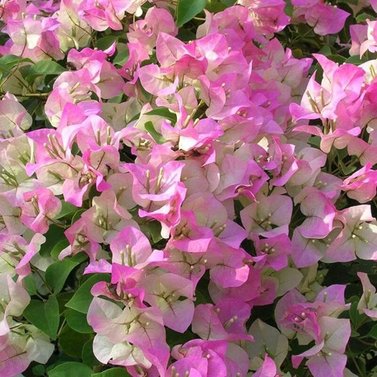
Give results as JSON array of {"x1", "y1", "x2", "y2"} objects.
[
  {"x1": 241, "y1": 193, "x2": 293, "y2": 238},
  {"x1": 253, "y1": 355, "x2": 278, "y2": 377},
  {"x1": 296, "y1": 188, "x2": 336, "y2": 239},
  {"x1": 142, "y1": 272, "x2": 195, "y2": 333},
  {"x1": 325, "y1": 205, "x2": 377, "y2": 262},
  {"x1": 248, "y1": 319, "x2": 289, "y2": 370},
  {"x1": 341, "y1": 163, "x2": 377, "y2": 203},
  {"x1": 357, "y1": 272, "x2": 377, "y2": 319},
  {"x1": 0, "y1": 273, "x2": 30, "y2": 336},
  {"x1": 88, "y1": 297, "x2": 169, "y2": 375},
  {"x1": 292, "y1": 317, "x2": 351, "y2": 377},
  {"x1": 292, "y1": 0, "x2": 349, "y2": 36},
  {"x1": 1, "y1": 1, "x2": 377, "y2": 376},
  {"x1": 20, "y1": 188, "x2": 61, "y2": 234}
]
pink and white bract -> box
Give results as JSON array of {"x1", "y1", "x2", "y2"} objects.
[{"x1": 0, "y1": 0, "x2": 377, "y2": 376}]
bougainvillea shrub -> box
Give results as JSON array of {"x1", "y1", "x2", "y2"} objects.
[{"x1": 1, "y1": 0, "x2": 377, "y2": 376}]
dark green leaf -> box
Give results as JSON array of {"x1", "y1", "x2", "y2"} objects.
[
  {"x1": 356, "y1": 12, "x2": 373, "y2": 24},
  {"x1": 113, "y1": 44, "x2": 129, "y2": 67},
  {"x1": 338, "y1": 0, "x2": 359, "y2": 4},
  {"x1": 82, "y1": 339, "x2": 100, "y2": 368},
  {"x1": 95, "y1": 36, "x2": 119, "y2": 50},
  {"x1": 308, "y1": 135, "x2": 321, "y2": 148},
  {"x1": 59, "y1": 326, "x2": 91, "y2": 358},
  {"x1": 368, "y1": 324, "x2": 377, "y2": 339},
  {"x1": 57, "y1": 291, "x2": 75, "y2": 313},
  {"x1": 50, "y1": 239, "x2": 71, "y2": 261},
  {"x1": 339, "y1": 159, "x2": 357, "y2": 175},
  {"x1": 177, "y1": 28, "x2": 197, "y2": 42},
  {"x1": 140, "y1": 221, "x2": 162, "y2": 244},
  {"x1": 326, "y1": 54, "x2": 346, "y2": 64},
  {"x1": 92, "y1": 368, "x2": 131, "y2": 377},
  {"x1": 48, "y1": 362, "x2": 92, "y2": 377},
  {"x1": 21, "y1": 60, "x2": 65, "y2": 85},
  {"x1": 32, "y1": 364, "x2": 46, "y2": 376},
  {"x1": 71, "y1": 209, "x2": 86, "y2": 225},
  {"x1": 66, "y1": 274, "x2": 110, "y2": 314},
  {"x1": 145, "y1": 107, "x2": 177, "y2": 123},
  {"x1": 30, "y1": 60, "x2": 65, "y2": 76},
  {"x1": 349, "y1": 297, "x2": 366, "y2": 330},
  {"x1": 56, "y1": 202, "x2": 78, "y2": 220},
  {"x1": 176, "y1": 0, "x2": 207, "y2": 27},
  {"x1": 284, "y1": 0, "x2": 293, "y2": 16},
  {"x1": 23, "y1": 274, "x2": 37, "y2": 295},
  {"x1": 0, "y1": 55, "x2": 31, "y2": 76},
  {"x1": 45, "y1": 253, "x2": 87, "y2": 293},
  {"x1": 166, "y1": 327, "x2": 196, "y2": 348},
  {"x1": 206, "y1": 0, "x2": 227, "y2": 12},
  {"x1": 0, "y1": 54, "x2": 26, "y2": 67},
  {"x1": 144, "y1": 121, "x2": 165, "y2": 144},
  {"x1": 318, "y1": 45, "x2": 332, "y2": 57},
  {"x1": 346, "y1": 55, "x2": 367, "y2": 65},
  {"x1": 65, "y1": 309, "x2": 93, "y2": 334},
  {"x1": 23, "y1": 296, "x2": 60, "y2": 339},
  {"x1": 39, "y1": 225, "x2": 66, "y2": 257}
]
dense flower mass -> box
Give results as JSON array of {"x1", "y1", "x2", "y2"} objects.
[{"x1": 1, "y1": 0, "x2": 377, "y2": 376}]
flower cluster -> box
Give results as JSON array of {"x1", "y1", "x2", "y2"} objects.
[{"x1": 1, "y1": 1, "x2": 377, "y2": 377}]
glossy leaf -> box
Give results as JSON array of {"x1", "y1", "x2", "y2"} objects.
[
  {"x1": 48, "y1": 362, "x2": 92, "y2": 377},
  {"x1": 66, "y1": 274, "x2": 110, "y2": 314},
  {"x1": 176, "y1": 0, "x2": 207, "y2": 27},
  {"x1": 23, "y1": 296, "x2": 60, "y2": 339}
]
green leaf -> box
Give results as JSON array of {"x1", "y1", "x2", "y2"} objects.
[
  {"x1": 65, "y1": 309, "x2": 93, "y2": 334},
  {"x1": 56, "y1": 202, "x2": 78, "y2": 220},
  {"x1": 113, "y1": 44, "x2": 129, "y2": 67},
  {"x1": 318, "y1": 45, "x2": 332, "y2": 57},
  {"x1": 39, "y1": 225, "x2": 66, "y2": 257},
  {"x1": 346, "y1": 55, "x2": 367, "y2": 66},
  {"x1": 145, "y1": 107, "x2": 177, "y2": 124},
  {"x1": 95, "y1": 36, "x2": 119, "y2": 50},
  {"x1": 206, "y1": 0, "x2": 226, "y2": 12},
  {"x1": 23, "y1": 296, "x2": 60, "y2": 339},
  {"x1": 206, "y1": 0, "x2": 235, "y2": 11},
  {"x1": 338, "y1": 0, "x2": 359, "y2": 4},
  {"x1": 82, "y1": 339, "x2": 100, "y2": 368},
  {"x1": 349, "y1": 296, "x2": 366, "y2": 330},
  {"x1": 50, "y1": 239, "x2": 70, "y2": 260},
  {"x1": 27, "y1": 60, "x2": 65, "y2": 79},
  {"x1": 66, "y1": 274, "x2": 110, "y2": 314},
  {"x1": 48, "y1": 362, "x2": 92, "y2": 377},
  {"x1": 23, "y1": 274, "x2": 37, "y2": 295},
  {"x1": 356, "y1": 12, "x2": 373, "y2": 24},
  {"x1": 326, "y1": 54, "x2": 346, "y2": 64},
  {"x1": 176, "y1": 0, "x2": 207, "y2": 27},
  {"x1": 0, "y1": 55, "x2": 31, "y2": 75},
  {"x1": 32, "y1": 364, "x2": 46, "y2": 376},
  {"x1": 71, "y1": 209, "x2": 86, "y2": 225},
  {"x1": 177, "y1": 28, "x2": 197, "y2": 42},
  {"x1": 92, "y1": 368, "x2": 131, "y2": 377},
  {"x1": 308, "y1": 135, "x2": 321, "y2": 148},
  {"x1": 144, "y1": 121, "x2": 165, "y2": 144},
  {"x1": 140, "y1": 221, "x2": 162, "y2": 244},
  {"x1": 59, "y1": 326, "x2": 91, "y2": 358},
  {"x1": 339, "y1": 159, "x2": 357, "y2": 176},
  {"x1": 368, "y1": 324, "x2": 377, "y2": 339},
  {"x1": 45, "y1": 253, "x2": 87, "y2": 293},
  {"x1": 166, "y1": 326, "x2": 196, "y2": 348},
  {"x1": 0, "y1": 54, "x2": 26, "y2": 67},
  {"x1": 284, "y1": 0, "x2": 293, "y2": 16}
]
